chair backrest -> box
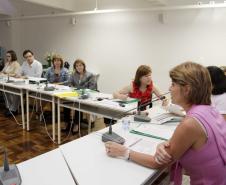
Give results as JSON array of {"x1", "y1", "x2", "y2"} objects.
[
  {"x1": 64, "y1": 61, "x2": 70, "y2": 70},
  {"x1": 0, "y1": 59, "x2": 4, "y2": 71},
  {"x1": 41, "y1": 68, "x2": 48, "y2": 78}
]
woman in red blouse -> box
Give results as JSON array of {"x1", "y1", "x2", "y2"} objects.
[{"x1": 113, "y1": 65, "x2": 168, "y2": 109}]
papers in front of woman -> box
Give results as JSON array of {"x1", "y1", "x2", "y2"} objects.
[
  {"x1": 130, "y1": 121, "x2": 178, "y2": 141},
  {"x1": 149, "y1": 104, "x2": 185, "y2": 125}
]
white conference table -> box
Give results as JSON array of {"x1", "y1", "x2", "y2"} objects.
[
  {"x1": 0, "y1": 77, "x2": 138, "y2": 143},
  {"x1": 17, "y1": 149, "x2": 76, "y2": 185},
  {"x1": 0, "y1": 77, "x2": 27, "y2": 129},
  {"x1": 57, "y1": 91, "x2": 138, "y2": 144},
  {"x1": 16, "y1": 106, "x2": 179, "y2": 185},
  {"x1": 0, "y1": 77, "x2": 66, "y2": 141},
  {"x1": 24, "y1": 84, "x2": 73, "y2": 141},
  {"x1": 0, "y1": 78, "x2": 62, "y2": 141},
  {"x1": 0, "y1": 76, "x2": 48, "y2": 130},
  {"x1": 24, "y1": 84, "x2": 138, "y2": 143},
  {"x1": 59, "y1": 107, "x2": 179, "y2": 185}
]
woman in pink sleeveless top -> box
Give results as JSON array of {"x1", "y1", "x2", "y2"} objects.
[{"x1": 105, "y1": 62, "x2": 226, "y2": 185}]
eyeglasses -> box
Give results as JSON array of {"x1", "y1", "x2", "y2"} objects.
[
  {"x1": 24, "y1": 55, "x2": 33, "y2": 59},
  {"x1": 6, "y1": 55, "x2": 11, "y2": 58}
]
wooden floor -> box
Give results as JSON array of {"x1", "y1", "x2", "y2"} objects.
[{"x1": 0, "y1": 102, "x2": 106, "y2": 164}]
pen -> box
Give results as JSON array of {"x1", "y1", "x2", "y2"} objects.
[{"x1": 128, "y1": 138, "x2": 142, "y2": 148}]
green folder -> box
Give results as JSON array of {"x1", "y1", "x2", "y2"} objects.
[
  {"x1": 114, "y1": 98, "x2": 138, "y2": 104},
  {"x1": 130, "y1": 130, "x2": 168, "y2": 141}
]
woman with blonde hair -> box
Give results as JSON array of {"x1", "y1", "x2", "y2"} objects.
[
  {"x1": 105, "y1": 62, "x2": 226, "y2": 185},
  {"x1": 45, "y1": 54, "x2": 69, "y2": 85}
]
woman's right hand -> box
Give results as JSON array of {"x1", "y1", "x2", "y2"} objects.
[{"x1": 154, "y1": 141, "x2": 172, "y2": 165}]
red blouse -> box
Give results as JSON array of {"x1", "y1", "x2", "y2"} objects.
[{"x1": 129, "y1": 81, "x2": 153, "y2": 105}]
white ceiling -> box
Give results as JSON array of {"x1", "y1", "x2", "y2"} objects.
[{"x1": 0, "y1": 0, "x2": 226, "y2": 17}]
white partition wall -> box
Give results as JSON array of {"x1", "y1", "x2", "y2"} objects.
[{"x1": 1, "y1": 8, "x2": 226, "y2": 93}]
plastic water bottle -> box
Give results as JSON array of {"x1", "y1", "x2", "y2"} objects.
[
  {"x1": 36, "y1": 81, "x2": 40, "y2": 89},
  {"x1": 122, "y1": 119, "x2": 130, "y2": 132}
]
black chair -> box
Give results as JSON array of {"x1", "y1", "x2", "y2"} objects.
[{"x1": 64, "y1": 61, "x2": 70, "y2": 69}]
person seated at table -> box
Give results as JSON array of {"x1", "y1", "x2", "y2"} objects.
[
  {"x1": 42, "y1": 54, "x2": 69, "y2": 117},
  {"x1": 207, "y1": 66, "x2": 226, "y2": 121},
  {"x1": 1, "y1": 50, "x2": 20, "y2": 77},
  {"x1": 113, "y1": 65, "x2": 168, "y2": 109},
  {"x1": 6, "y1": 49, "x2": 42, "y2": 117},
  {"x1": 105, "y1": 65, "x2": 168, "y2": 125},
  {"x1": 45, "y1": 54, "x2": 69, "y2": 85},
  {"x1": 105, "y1": 62, "x2": 226, "y2": 185},
  {"x1": 63, "y1": 59, "x2": 97, "y2": 134},
  {"x1": 1, "y1": 50, "x2": 21, "y2": 117},
  {"x1": 16, "y1": 49, "x2": 42, "y2": 78}
]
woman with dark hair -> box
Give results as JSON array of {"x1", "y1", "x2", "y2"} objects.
[
  {"x1": 113, "y1": 65, "x2": 168, "y2": 110},
  {"x1": 107, "y1": 65, "x2": 167, "y2": 126},
  {"x1": 1, "y1": 50, "x2": 20, "y2": 117},
  {"x1": 68, "y1": 59, "x2": 97, "y2": 89},
  {"x1": 207, "y1": 66, "x2": 226, "y2": 120},
  {"x1": 63, "y1": 59, "x2": 97, "y2": 134},
  {"x1": 106, "y1": 62, "x2": 226, "y2": 185},
  {"x1": 1, "y1": 50, "x2": 20, "y2": 77},
  {"x1": 45, "y1": 54, "x2": 69, "y2": 85}
]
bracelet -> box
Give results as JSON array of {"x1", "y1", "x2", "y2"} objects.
[{"x1": 123, "y1": 149, "x2": 130, "y2": 160}]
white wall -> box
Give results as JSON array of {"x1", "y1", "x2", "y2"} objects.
[
  {"x1": 0, "y1": 21, "x2": 12, "y2": 50},
  {"x1": 1, "y1": 8, "x2": 226, "y2": 93}
]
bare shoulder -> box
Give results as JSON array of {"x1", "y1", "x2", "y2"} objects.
[
  {"x1": 119, "y1": 84, "x2": 132, "y2": 92},
  {"x1": 177, "y1": 116, "x2": 204, "y2": 137},
  {"x1": 167, "y1": 116, "x2": 202, "y2": 159}
]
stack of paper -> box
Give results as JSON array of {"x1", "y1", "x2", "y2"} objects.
[
  {"x1": 147, "y1": 106, "x2": 184, "y2": 125},
  {"x1": 129, "y1": 139, "x2": 161, "y2": 155},
  {"x1": 151, "y1": 113, "x2": 183, "y2": 124}
]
